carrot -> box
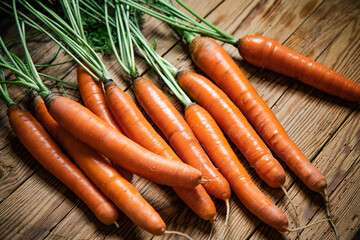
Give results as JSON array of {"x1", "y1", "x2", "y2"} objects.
[
  {"x1": 104, "y1": 79, "x2": 216, "y2": 220},
  {"x1": 33, "y1": 95, "x2": 166, "y2": 235},
  {"x1": 132, "y1": 78, "x2": 231, "y2": 200},
  {"x1": 7, "y1": 104, "x2": 118, "y2": 226},
  {"x1": 77, "y1": 65, "x2": 123, "y2": 133},
  {"x1": 185, "y1": 103, "x2": 288, "y2": 231},
  {"x1": 189, "y1": 37, "x2": 327, "y2": 193},
  {"x1": 238, "y1": 35, "x2": 360, "y2": 102},
  {"x1": 43, "y1": 94, "x2": 202, "y2": 189},
  {"x1": 77, "y1": 65, "x2": 133, "y2": 182},
  {"x1": 124, "y1": 0, "x2": 360, "y2": 102},
  {"x1": 178, "y1": 70, "x2": 286, "y2": 189}
]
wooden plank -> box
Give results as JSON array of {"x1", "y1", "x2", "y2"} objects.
[
  {"x1": 0, "y1": 140, "x2": 40, "y2": 201},
  {"x1": 0, "y1": 0, "x2": 359, "y2": 239},
  {"x1": 0, "y1": 168, "x2": 78, "y2": 240}
]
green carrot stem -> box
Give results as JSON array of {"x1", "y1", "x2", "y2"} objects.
[
  {"x1": 35, "y1": 58, "x2": 74, "y2": 68},
  {"x1": 0, "y1": 1, "x2": 100, "y2": 82},
  {"x1": 104, "y1": 0, "x2": 138, "y2": 78},
  {"x1": 13, "y1": 1, "x2": 51, "y2": 97},
  {"x1": 129, "y1": 21, "x2": 192, "y2": 106},
  {"x1": 104, "y1": 0, "x2": 130, "y2": 76},
  {"x1": 19, "y1": 0, "x2": 111, "y2": 81},
  {"x1": 117, "y1": 0, "x2": 219, "y2": 37},
  {"x1": 37, "y1": 46, "x2": 62, "y2": 66},
  {"x1": 175, "y1": 0, "x2": 237, "y2": 42},
  {"x1": 38, "y1": 73, "x2": 78, "y2": 88},
  {"x1": 0, "y1": 84, "x2": 15, "y2": 107},
  {"x1": 119, "y1": 0, "x2": 239, "y2": 45}
]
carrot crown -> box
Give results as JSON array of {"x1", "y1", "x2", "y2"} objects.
[
  {"x1": 0, "y1": 69, "x2": 15, "y2": 107},
  {"x1": 103, "y1": 0, "x2": 139, "y2": 79},
  {"x1": 128, "y1": 10, "x2": 193, "y2": 107}
]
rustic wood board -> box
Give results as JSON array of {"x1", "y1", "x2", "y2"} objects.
[{"x1": 0, "y1": 0, "x2": 359, "y2": 239}]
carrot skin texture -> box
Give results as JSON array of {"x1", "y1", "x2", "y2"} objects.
[
  {"x1": 133, "y1": 78, "x2": 231, "y2": 200},
  {"x1": 44, "y1": 94, "x2": 202, "y2": 189},
  {"x1": 7, "y1": 104, "x2": 118, "y2": 225},
  {"x1": 239, "y1": 35, "x2": 360, "y2": 102},
  {"x1": 77, "y1": 65, "x2": 133, "y2": 181},
  {"x1": 185, "y1": 103, "x2": 288, "y2": 231},
  {"x1": 178, "y1": 70, "x2": 285, "y2": 188},
  {"x1": 189, "y1": 37, "x2": 326, "y2": 192},
  {"x1": 77, "y1": 65, "x2": 123, "y2": 132},
  {"x1": 33, "y1": 96, "x2": 166, "y2": 235},
  {"x1": 104, "y1": 79, "x2": 216, "y2": 220}
]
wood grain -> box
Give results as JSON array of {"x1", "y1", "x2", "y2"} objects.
[{"x1": 0, "y1": 0, "x2": 359, "y2": 239}]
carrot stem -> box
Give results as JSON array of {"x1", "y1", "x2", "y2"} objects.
[
  {"x1": 37, "y1": 73, "x2": 79, "y2": 88},
  {"x1": 175, "y1": 0, "x2": 236, "y2": 43},
  {"x1": 0, "y1": 83, "x2": 14, "y2": 107},
  {"x1": 129, "y1": 20, "x2": 192, "y2": 106},
  {"x1": 104, "y1": 0, "x2": 138, "y2": 78},
  {"x1": 118, "y1": 0, "x2": 239, "y2": 44}
]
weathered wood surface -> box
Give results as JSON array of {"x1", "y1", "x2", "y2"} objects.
[{"x1": 1, "y1": 0, "x2": 359, "y2": 239}]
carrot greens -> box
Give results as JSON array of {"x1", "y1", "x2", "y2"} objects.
[{"x1": 117, "y1": 0, "x2": 238, "y2": 45}]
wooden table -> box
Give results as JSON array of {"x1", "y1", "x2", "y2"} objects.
[{"x1": 1, "y1": 0, "x2": 359, "y2": 239}]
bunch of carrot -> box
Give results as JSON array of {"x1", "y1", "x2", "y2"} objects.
[
  {"x1": 116, "y1": 0, "x2": 360, "y2": 237},
  {"x1": 0, "y1": 1, "x2": 204, "y2": 238},
  {"x1": 3, "y1": 0, "x2": 358, "y2": 239}
]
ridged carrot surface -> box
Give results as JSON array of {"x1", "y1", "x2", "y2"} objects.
[{"x1": 77, "y1": 65, "x2": 122, "y2": 132}]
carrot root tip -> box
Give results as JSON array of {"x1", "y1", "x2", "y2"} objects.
[
  {"x1": 217, "y1": 199, "x2": 231, "y2": 240},
  {"x1": 323, "y1": 189, "x2": 339, "y2": 240},
  {"x1": 164, "y1": 230, "x2": 193, "y2": 240},
  {"x1": 113, "y1": 221, "x2": 120, "y2": 229},
  {"x1": 207, "y1": 218, "x2": 215, "y2": 240},
  {"x1": 281, "y1": 185, "x2": 301, "y2": 239},
  {"x1": 285, "y1": 218, "x2": 331, "y2": 232}
]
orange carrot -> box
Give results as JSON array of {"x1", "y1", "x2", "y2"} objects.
[
  {"x1": 77, "y1": 65, "x2": 123, "y2": 132},
  {"x1": 127, "y1": 0, "x2": 359, "y2": 102},
  {"x1": 33, "y1": 96, "x2": 166, "y2": 235},
  {"x1": 185, "y1": 103, "x2": 288, "y2": 231},
  {"x1": 103, "y1": 79, "x2": 216, "y2": 220},
  {"x1": 132, "y1": 78, "x2": 231, "y2": 200},
  {"x1": 77, "y1": 65, "x2": 132, "y2": 182},
  {"x1": 189, "y1": 37, "x2": 326, "y2": 192},
  {"x1": 7, "y1": 104, "x2": 118, "y2": 225},
  {"x1": 238, "y1": 35, "x2": 360, "y2": 102},
  {"x1": 178, "y1": 70, "x2": 286, "y2": 188},
  {"x1": 43, "y1": 94, "x2": 202, "y2": 189}
]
